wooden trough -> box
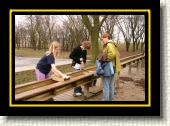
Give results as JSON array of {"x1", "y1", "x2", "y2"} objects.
[{"x1": 15, "y1": 54, "x2": 145, "y2": 101}]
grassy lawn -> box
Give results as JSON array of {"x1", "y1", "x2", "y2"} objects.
[
  {"x1": 15, "y1": 43, "x2": 143, "y2": 85},
  {"x1": 15, "y1": 61, "x2": 96, "y2": 85},
  {"x1": 15, "y1": 48, "x2": 71, "y2": 58}
]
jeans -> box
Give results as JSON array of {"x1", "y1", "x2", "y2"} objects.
[
  {"x1": 73, "y1": 68, "x2": 82, "y2": 93},
  {"x1": 102, "y1": 74, "x2": 114, "y2": 101}
]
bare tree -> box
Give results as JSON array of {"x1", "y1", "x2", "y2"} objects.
[
  {"x1": 128, "y1": 15, "x2": 145, "y2": 51},
  {"x1": 15, "y1": 21, "x2": 29, "y2": 49},
  {"x1": 100, "y1": 15, "x2": 118, "y2": 39},
  {"x1": 15, "y1": 25, "x2": 20, "y2": 50},
  {"x1": 135, "y1": 16, "x2": 145, "y2": 50},
  {"x1": 25, "y1": 15, "x2": 37, "y2": 50},
  {"x1": 140, "y1": 33, "x2": 145, "y2": 51},
  {"x1": 44, "y1": 15, "x2": 56, "y2": 43},
  {"x1": 81, "y1": 15, "x2": 108, "y2": 62},
  {"x1": 116, "y1": 29, "x2": 121, "y2": 44},
  {"x1": 60, "y1": 15, "x2": 88, "y2": 51},
  {"x1": 41, "y1": 18, "x2": 49, "y2": 51},
  {"x1": 116, "y1": 15, "x2": 131, "y2": 51},
  {"x1": 35, "y1": 15, "x2": 43, "y2": 50}
]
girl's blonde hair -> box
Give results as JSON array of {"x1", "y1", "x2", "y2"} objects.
[{"x1": 45, "y1": 41, "x2": 61, "y2": 59}]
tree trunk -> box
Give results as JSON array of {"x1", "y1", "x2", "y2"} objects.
[
  {"x1": 136, "y1": 41, "x2": 140, "y2": 50},
  {"x1": 126, "y1": 41, "x2": 130, "y2": 51},
  {"x1": 125, "y1": 38, "x2": 130, "y2": 52},
  {"x1": 38, "y1": 34, "x2": 41, "y2": 50},
  {"x1": 90, "y1": 29, "x2": 99, "y2": 62},
  {"x1": 133, "y1": 41, "x2": 135, "y2": 52},
  {"x1": 141, "y1": 42, "x2": 145, "y2": 51}
]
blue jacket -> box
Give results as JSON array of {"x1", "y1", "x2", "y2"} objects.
[{"x1": 94, "y1": 59, "x2": 114, "y2": 77}]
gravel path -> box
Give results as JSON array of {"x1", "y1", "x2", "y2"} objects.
[{"x1": 15, "y1": 57, "x2": 72, "y2": 67}]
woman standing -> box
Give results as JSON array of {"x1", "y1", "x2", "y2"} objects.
[
  {"x1": 100, "y1": 33, "x2": 121, "y2": 101},
  {"x1": 69, "y1": 41, "x2": 91, "y2": 97},
  {"x1": 35, "y1": 41, "x2": 70, "y2": 101}
]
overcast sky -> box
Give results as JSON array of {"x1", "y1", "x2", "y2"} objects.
[
  {"x1": 15, "y1": 15, "x2": 27, "y2": 24},
  {"x1": 15, "y1": 15, "x2": 125, "y2": 41},
  {"x1": 15, "y1": 15, "x2": 25, "y2": 21}
]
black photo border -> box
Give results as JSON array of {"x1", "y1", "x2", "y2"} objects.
[{"x1": 7, "y1": 8, "x2": 160, "y2": 116}]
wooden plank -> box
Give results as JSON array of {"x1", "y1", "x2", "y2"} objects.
[
  {"x1": 84, "y1": 74, "x2": 94, "y2": 98},
  {"x1": 15, "y1": 78, "x2": 52, "y2": 88},
  {"x1": 137, "y1": 60, "x2": 141, "y2": 74},
  {"x1": 26, "y1": 91, "x2": 52, "y2": 101},
  {"x1": 54, "y1": 80, "x2": 92, "y2": 96},
  {"x1": 57, "y1": 92, "x2": 75, "y2": 101},
  {"x1": 128, "y1": 64, "x2": 132, "y2": 75},
  {"x1": 51, "y1": 74, "x2": 70, "y2": 82},
  {"x1": 66, "y1": 66, "x2": 96, "y2": 77},
  {"x1": 25, "y1": 78, "x2": 96, "y2": 101},
  {"x1": 15, "y1": 67, "x2": 96, "y2": 94},
  {"x1": 89, "y1": 85, "x2": 102, "y2": 94},
  {"x1": 62, "y1": 91, "x2": 73, "y2": 98},
  {"x1": 121, "y1": 56, "x2": 144, "y2": 65},
  {"x1": 15, "y1": 72, "x2": 96, "y2": 101},
  {"x1": 57, "y1": 94, "x2": 70, "y2": 101},
  {"x1": 84, "y1": 84, "x2": 90, "y2": 98},
  {"x1": 114, "y1": 72, "x2": 120, "y2": 89},
  {"x1": 15, "y1": 79, "x2": 55, "y2": 94},
  {"x1": 38, "y1": 95, "x2": 54, "y2": 101},
  {"x1": 54, "y1": 97, "x2": 66, "y2": 101},
  {"x1": 23, "y1": 77, "x2": 99, "y2": 101},
  {"x1": 120, "y1": 53, "x2": 142, "y2": 62},
  {"x1": 53, "y1": 95, "x2": 67, "y2": 101},
  {"x1": 54, "y1": 85, "x2": 76, "y2": 96},
  {"x1": 60, "y1": 92, "x2": 72, "y2": 99},
  {"x1": 83, "y1": 92, "x2": 98, "y2": 101}
]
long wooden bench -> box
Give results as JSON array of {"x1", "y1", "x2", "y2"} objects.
[
  {"x1": 120, "y1": 53, "x2": 142, "y2": 62},
  {"x1": 15, "y1": 54, "x2": 145, "y2": 101},
  {"x1": 15, "y1": 70, "x2": 99, "y2": 101},
  {"x1": 121, "y1": 55, "x2": 144, "y2": 67},
  {"x1": 15, "y1": 66, "x2": 97, "y2": 95}
]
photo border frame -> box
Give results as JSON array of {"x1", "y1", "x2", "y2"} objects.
[{"x1": 11, "y1": 9, "x2": 151, "y2": 107}]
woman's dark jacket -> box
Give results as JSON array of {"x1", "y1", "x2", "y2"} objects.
[{"x1": 69, "y1": 44, "x2": 87, "y2": 64}]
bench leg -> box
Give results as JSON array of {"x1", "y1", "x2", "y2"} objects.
[
  {"x1": 114, "y1": 72, "x2": 120, "y2": 89},
  {"x1": 84, "y1": 83, "x2": 91, "y2": 98}
]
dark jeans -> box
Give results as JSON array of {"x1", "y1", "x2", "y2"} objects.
[{"x1": 73, "y1": 68, "x2": 82, "y2": 93}]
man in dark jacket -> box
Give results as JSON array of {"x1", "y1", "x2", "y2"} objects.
[{"x1": 69, "y1": 41, "x2": 91, "y2": 97}]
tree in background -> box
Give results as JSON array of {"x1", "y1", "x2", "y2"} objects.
[
  {"x1": 15, "y1": 15, "x2": 145, "y2": 54},
  {"x1": 116, "y1": 15, "x2": 131, "y2": 51},
  {"x1": 81, "y1": 15, "x2": 108, "y2": 62},
  {"x1": 128, "y1": 15, "x2": 145, "y2": 51}
]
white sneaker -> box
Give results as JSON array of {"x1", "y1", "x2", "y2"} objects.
[
  {"x1": 72, "y1": 92, "x2": 82, "y2": 97},
  {"x1": 75, "y1": 92, "x2": 82, "y2": 96}
]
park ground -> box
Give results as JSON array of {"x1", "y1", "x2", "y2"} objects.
[{"x1": 82, "y1": 65, "x2": 145, "y2": 101}]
